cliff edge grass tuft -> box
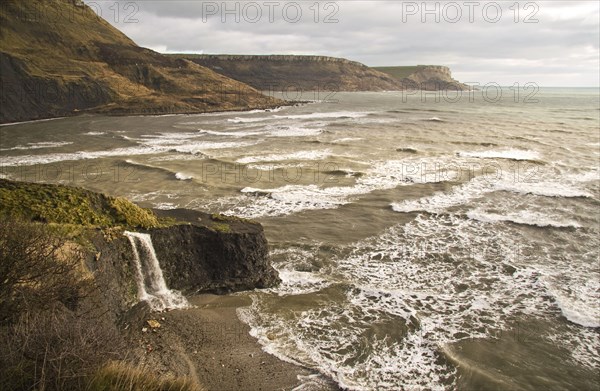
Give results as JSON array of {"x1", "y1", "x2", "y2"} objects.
[
  {"x1": 210, "y1": 213, "x2": 258, "y2": 225},
  {"x1": 0, "y1": 179, "x2": 159, "y2": 229}
]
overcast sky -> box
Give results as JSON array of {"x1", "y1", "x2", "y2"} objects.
[{"x1": 84, "y1": 1, "x2": 600, "y2": 87}]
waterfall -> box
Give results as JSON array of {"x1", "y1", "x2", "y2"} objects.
[{"x1": 124, "y1": 231, "x2": 189, "y2": 311}]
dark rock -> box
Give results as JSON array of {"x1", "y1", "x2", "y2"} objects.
[{"x1": 150, "y1": 209, "x2": 280, "y2": 294}]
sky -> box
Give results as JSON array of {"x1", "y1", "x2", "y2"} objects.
[{"x1": 84, "y1": 1, "x2": 600, "y2": 87}]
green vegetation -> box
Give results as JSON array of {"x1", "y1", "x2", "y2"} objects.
[
  {"x1": 110, "y1": 197, "x2": 159, "y2": 229},
  {"x1": 211, "y1": 212, "x2": 258, "y2": 225},
  {"x1": 210, "y1": 222, "x2": 232, "y2": 233},
  {"x1": 0, "y1": 179, "x2": 159, "y2": 229}
]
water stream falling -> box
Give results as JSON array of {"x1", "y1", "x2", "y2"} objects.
[{"x1": 124, "y1": 231, "x2": 190, "y2": 311}]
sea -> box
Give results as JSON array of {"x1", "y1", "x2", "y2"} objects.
[{"x1": 1, "y1": 88, "x2": 599, "y2": 390}]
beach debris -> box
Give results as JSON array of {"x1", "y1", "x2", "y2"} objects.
[
  {"x1": 142, "y1": 327, "x2": 148, "y2": 333},
  {"x1": 147, "y1": 319, "x2": 161, "y2": 329}
]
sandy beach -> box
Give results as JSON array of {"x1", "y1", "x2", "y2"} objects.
[{"x1": 127, "y1": 294, "x2": 339, "y2": 391}]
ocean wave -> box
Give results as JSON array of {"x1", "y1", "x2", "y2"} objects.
[
  {"x1": 391, "y1": 170, "x2": 593, "y2": 214},
  {"x1": 458, "y1": 148, "x2": 540, "y2": 161},
  {"x1": 266, "y1": 125, "x2": 323, "y2": 138},
  {"x1": 199, "y1": 129, "x2": 264, "y2": 138},
  {"x1": 496, "y1": 181, "x2": 593, "y2": 198},
  {"x1": 396, "y1": 147, "x2": 419, "y2": 154},
  {"x1": 466, "y1": 209, "x2": 581, "y2": 228},
  {"x1": 0, "y1": 141, "x2": 73, "y2": 151},
  {"x1": 175, "y1": 172, "x2": 193, "y2": 181},
  {"x1": 228, "y1": 111, "x2": 371, "y2": 124},
  {"x1": 544, "y1": 279, "x2": 600, "y2": 328},
  {"x1": 236, "y1": 150, "x2": 332, "y2": 164},
  {"x1": 333, "y1": 137, "x2": 363, "y2": 143},
  {"x1": 222, "y1": 158, "x2": 462, "y2": 218}
]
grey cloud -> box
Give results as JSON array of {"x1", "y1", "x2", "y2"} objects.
[{"x1": 84, "y1": 0, "x2": 599, "y2": 86}]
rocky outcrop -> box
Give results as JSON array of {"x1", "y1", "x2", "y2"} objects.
[
  {"x1": 175, "y1": 55, "x2": 470, "y2": 92},
  {"x1": 374, "y1": 65, "x2": 471, "y2": 91},
  {"x1": 88, "y1": 209, "x2": 279, "y2": 317},
  {"x1": 0, "y1": 0, "x2": 281, "y2": 124},
  {"x1": 151, "y1": 217, "x2": 279, "y2": 294},
  {"x1": 176, "y1": 54, "x2": 404, "y2": 92}
]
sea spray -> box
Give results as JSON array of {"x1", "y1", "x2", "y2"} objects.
[{"x1": 124, "y1": 231, "x2": 189, "y2": 311}]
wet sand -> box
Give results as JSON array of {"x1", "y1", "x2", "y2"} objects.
[{"x1": 128, "y1": 294, "x2": 339, "y2": 391}]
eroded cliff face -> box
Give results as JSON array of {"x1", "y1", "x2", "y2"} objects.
[
  {"x1": 375, "y1": 65, "x2": 471, "y2": 91},
  {"x1": 177, "y1": 54, "x2": 405, "y2": 92},
  {"x1": 0, "y1": 0, "x2": 280, "y2": 124}
]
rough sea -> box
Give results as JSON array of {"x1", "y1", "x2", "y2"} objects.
[{"x1": 1, "y1": 88, "x2": 598, "y2": 390}]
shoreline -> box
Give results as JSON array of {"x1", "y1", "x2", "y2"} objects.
[
  {"x1": 128, "y1": 294, "x2": 340, "y2": 391},
  {"x1": 0, "y1": 102, "x2": 306, "y2": 127}
]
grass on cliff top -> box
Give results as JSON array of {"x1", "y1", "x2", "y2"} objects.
[
  {"x1": 372, "y1": 66, "x2": 421, "y2": 80},
  {"x1": 0, "y1": 179, "x2": 160, "y2": 229}
]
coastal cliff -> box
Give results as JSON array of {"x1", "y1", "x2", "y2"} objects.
[
  {"x1": 173, "y1": 54, "x2": 470, "y2": 92},
  {"x1": 176, "y1": 54, "x2": 405, "y2": 92},
  {"x1": 0, "y1": 179, "x2": 279, "y2": 315},
  {"x1": 0, "y1": 0, "x2": 281, "y2": 124},
  {"x1": 0, "y1": 178, "x2": 288, "y2": 389},
  {"x1": 374, "y1": 65, "x2": 471, "y2": 90}
]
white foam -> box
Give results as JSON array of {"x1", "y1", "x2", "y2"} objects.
[
  {"x1": 496, "y1": 181, "x2": 593, "y2": 198},
  {"x1": 224, "y1": 158, "x2": 463, "y2": 218},
  {"x1": 274, "y1": 267, "x2": 331, "y2": 296},
  {"x1": 0, "y1": 141, "x2": 73, "y2": 151},
  {"x1": 171, "y1": 141, "x2": 257, "y2": 154},
  {"x1": 545, "y1": 279, "x2": 600, "y2": 328},
  {"x1": 153, "y1": 202, "x2": 178, "y2": 210},
  {"x1": 84, "y1": 131, "x2": 106, "y2": 136},
  {"x1": 466, "y1": 209, "x2": 581, "y2": 228},
  {"x1": 458, "y1": 149, "x2": 540, "y2": 161},
  {"x1": 266, "y1": 125, "x2": 323, "y2": 138},
  {"x1": 227, "y1": 111, "x2": 370, "y2": 124},
  {"x1": 277, "y1": 111, "x2": 371, "y2": 120},
  {"x1": 391, "y1": 177, "x2": 488, "y2": 213},
  {"x1": 228, "y1": 116, "x2": 272, "y2": 124},
  {"x1": 200, "y1": 129, "x2": 264, "y2": 137},
  {"x1": 0, "y1": 146, "x2": 165, "y2": 166},
  {"x1": 0, "y1": 117, "x2": 65, "y2": 127},
  {"x1": 0, "y1": 135, "x2": 251, "y2": 166},
  {"x1": 333, "y1": 137, "x2": 363, "y2": 143},
  {"x1": 236, "y1": 150, "x2": 331, "y2": 164},
  {"x1": 175, "y1": 172, "x2": 193, "y2": 181},
  {"x1": 236, "y1": 184, "x2": 360, "y2": 218},
  {"x1": 391, "y1": 168, "x2": 594, "y2": 214}
]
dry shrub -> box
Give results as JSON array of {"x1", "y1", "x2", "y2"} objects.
[
  {"x1": 0, "y1": 217, "x2": 123, "y2": 390},
  {"x1": 89, "y1": 361, "x2": 204, "y2": 391}
]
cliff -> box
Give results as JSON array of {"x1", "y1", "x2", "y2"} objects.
[
  {"x1": 175, "y1": 54, "x2": 405, "y2": 92},
  {"x1": 172, "y1": 55, "x2": 470, "y2": 92},
  {"x1": 0, "y1": 0, "x2": 281, "y2": 124},
  {"x1": 374, "y1": 65, "x2": 471, "y2": 90},
  {"x1": 0, "y1": 179, "x2": 279, "y2": 317}
]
